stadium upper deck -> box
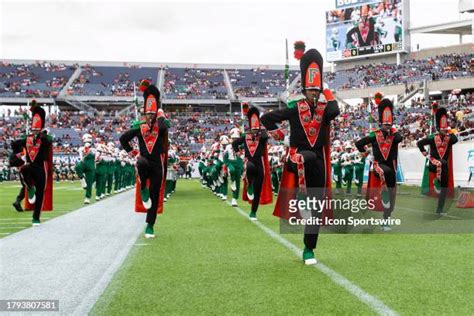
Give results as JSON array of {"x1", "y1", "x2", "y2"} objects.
[{"x1": 0, "y1": 44, "x2": 472, "y2": 105}]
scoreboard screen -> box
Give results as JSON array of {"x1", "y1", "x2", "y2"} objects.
[{"x1": 326, "y1": 0, "x2": 405, "y2": 62}]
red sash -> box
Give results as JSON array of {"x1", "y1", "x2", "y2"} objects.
[
  {"x1": 375, "y1": 130, "x2": 394, "y2": 161},
  {"x1": 26, "y1": 136, "x2": 41, "y2": 162},
  {"x1": 434, "y1": 134, "x2": 449, "y2": 159},
  {"x1": 140, "y1": 123, "x2": 160, "y2": 154},
  {"x1": 245, "y1": 133, "x2": 259, "y2": 157},
  {"x1": 297, "y1": 100, "x2": 326, "y2": 147}
]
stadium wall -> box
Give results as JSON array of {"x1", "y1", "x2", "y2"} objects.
[{"x1": 399, "y1": 141, "x2": 474, "y2": 188}]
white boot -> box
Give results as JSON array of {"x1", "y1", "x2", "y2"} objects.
[
  {"x1": 230, "y1": 181, "x2": 236, "y2": 191},
  {"x1": 221, "y1": 195, "x2": 227, "y2": 201},
  {"x1": 80, "y1": 178, "x2": 87, "y2": 189},
  {"x1": 84, "y1": 198, "x2": 90, "y2": 204},
  {"x1": 231, "y1": 198, "x2": 238, "y2": 207}
]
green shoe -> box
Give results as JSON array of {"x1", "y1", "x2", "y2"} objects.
[
  {"x1": 381, "y1": 189, "x2": 390, "y2": 209},
  {"x1": 144, "y1": 224, "x2": 155, "y2": 238},
  {"x1": 32, "y1": 219, "x2": 41, "y2": 226},
  {"x1": 140, "y1": 188, "x2": 151, "y2": 209},
  {"x1": 27, "y1": 186, "x2": 36, "y2": 204},
  {"x1": 302, "y1": 248, "x2": 317, "y2": 265},
  {"x1": 247, "y1": 183, "x2": 254, "y2": 201},
  {"x1": 249, "y1": 211, "x2": 257, "y2": 221}
]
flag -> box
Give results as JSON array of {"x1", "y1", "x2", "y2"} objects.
[{"x1": 284, "y1": 39, "x2": 290, "y2": 107}]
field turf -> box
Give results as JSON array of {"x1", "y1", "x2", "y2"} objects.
[
  {"x1": 89, "y1": 180, "x2": 473, "y2": 315},
  {"x1": 0, "y1": 181, "x2": 99, "y2": 237}
]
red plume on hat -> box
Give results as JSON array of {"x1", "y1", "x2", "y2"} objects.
[
  {"x1": 431, "y1": 101, "x2": 438, "y2": 114},
  {"x1": 374, "y1": 92, "x2": 383, "y2": 105},
  {"x1": 241, "y1": 102, "x2": 250, "y2": 116},
  {"x1": 139, "y1": 79, "x2": 151, "y2": 93},
  {"x1": 294, "y1": 41, "x2": 306, "y2": 60}
]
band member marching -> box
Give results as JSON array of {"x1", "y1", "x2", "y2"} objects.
[
  {"x1": 226, "y1": 127, "x2": 244, "y2": 206},
  {"x1": 331, "y1": 140, "x2": 343, "y2": 194},
  {"x1": 10, "y1": 141, "x2": 26, "y2": 212},
  {"x1": 120, "y1": 81, "x2": 168, "y2": 238},
  {"x1": 341, "y1": 142, "x2": 355, "y2": 195},
  {"x1": 261, "y1": 48, "x2": 340, "y2": 265},
  {"x1": 75, "y1": 133, "x2": 96, "y2": 204},
  {"x1": 355, "y1": 98, "x2": 403, "y2": 231},
  {"x1": 11, "y1": 101, "x2": 54, "y2": 225},
  {"x1": 232, "y1": 107, "x2": 272, "y2": 220},
  {"x1": 417, "y1": 107, "x2": 457, "y2": 215}
]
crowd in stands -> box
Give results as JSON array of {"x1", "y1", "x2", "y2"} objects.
[
  {"x1": 168, "y1": 112, "x2": 241, "y2": 155},
  {"x1": 1, "y1": 90, "x2": 472, "y2": 165},
  {"x1": 228, "y1": 68, "x2": 298, "y2": 98},
  {"x1": 333, "y1": 92, "x2": 473, "y2": 148},
  {"x1": 69, "y1": 65, "x2": 154, "y2": 97},
  {"x1": 163, "y1": 68, "x2": 228, "y2": 99},
  {"x1": 1, "y1": 52, "x2": 471, "y2": 100},
  {"x1": 0, "y1": 61, "x2": 75, "y2": 97},
  {"x1": 327, "y1": 53, "x2": 472, "y2": 90}
]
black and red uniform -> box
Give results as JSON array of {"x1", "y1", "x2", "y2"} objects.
[
  {"x1": 355, "y1": 99, "x2": 403, "y2": 219},
  {"x1": 261, "y1": 49, "x2": 340, "y2": 252},
  {"x1": 120, "y1": 83, "x2": 168, "y2": 227},
  {"x1": 11, "y1": 103, "x2": 53, "y2": 222}
]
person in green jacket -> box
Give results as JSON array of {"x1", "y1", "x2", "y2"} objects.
[
  {"x1": 105, "y1": 142, "x2": 116, "y2": 196},
  {"x1": 95, "y1": 143, "x2": 107, "y2": 201},
  {"x1": 75, "y1": 133, "x2": 96, "y2": 204},
  {"x1": 331, "y1": 141, "x2": 343, "y2": 194},
  {"x1": 341, "y1": 142, "x2": 355, "y2": 195},
  {"x1": 226, "y1": 128, "x2": 244, "y2": 206}
]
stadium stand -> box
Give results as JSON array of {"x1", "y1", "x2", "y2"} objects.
[
  {"x1": 69, "y1": 65, "x2": 158, "y2": 97},
  {"x1": 0, "y1": 61, "x2": 76, "y2": 98},
  {"x1": 228, "y1": 68, "x2": 299, "y2": 98},
  {"x1": 163, "y1": 67, "x2": 228, "y2": 100}
]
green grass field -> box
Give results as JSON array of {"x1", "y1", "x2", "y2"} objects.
[
  {"x1": 0, "y1": 181, "x2": 99, "y2": 237},
  {"x1": 1, "y1": 180, "x2": 472, "y2": 314},
  {"x1": 90, "y1": 180, "x2": 473, "y2": 315}
]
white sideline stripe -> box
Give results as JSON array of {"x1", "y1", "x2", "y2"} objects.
[
  {"x1": 224, "y1": 200, "x2": 398, "y2": 316},
  {"x1": 72, "y1": 223, "x2": 143, "y2": 316},
  {"x1": 0, "y1": 233, "x2": 11, "y2": 235}
]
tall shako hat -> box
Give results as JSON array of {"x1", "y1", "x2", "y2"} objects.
[
  {"x1": 300, "y1": 48, "x2": 324, "y2": 91},
  {"x1": 435, "y1": 107, "x2": 449, "y2": 131},
  {"x1": 30, "y1": 100, "x2": 45, "y2": 131},
  {"x1": 247, "y1": 106, "x2": 261, "y2": 130},
  {"x1": 378, "y1": 98, "x2": 394, "y2": 125},
  {"x1": 140, "y1": 80, "x2": 161, "y2": 114}
]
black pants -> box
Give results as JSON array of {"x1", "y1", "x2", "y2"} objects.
[
  {"x1": 246, "y1": 159, "x2": 264, "y2": 213},
  {"x1": 428, "y1": 160, "x2": 449, "y2": 212},
  {"x1": 20, "y1": 163, "x2": 46, "y2": 221},
  {"x1": 373, "y1": 162, "x2": 397, "y2": 219},
  {"x1": 16, "y1": 173, "x2": 26, "y2": 202},
  {"x1": 288, "y1": 149, "x2": 327, "y2": 250},
  {"x1": 136, "y1": 157, "x2": 163, "y2": 226}
]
